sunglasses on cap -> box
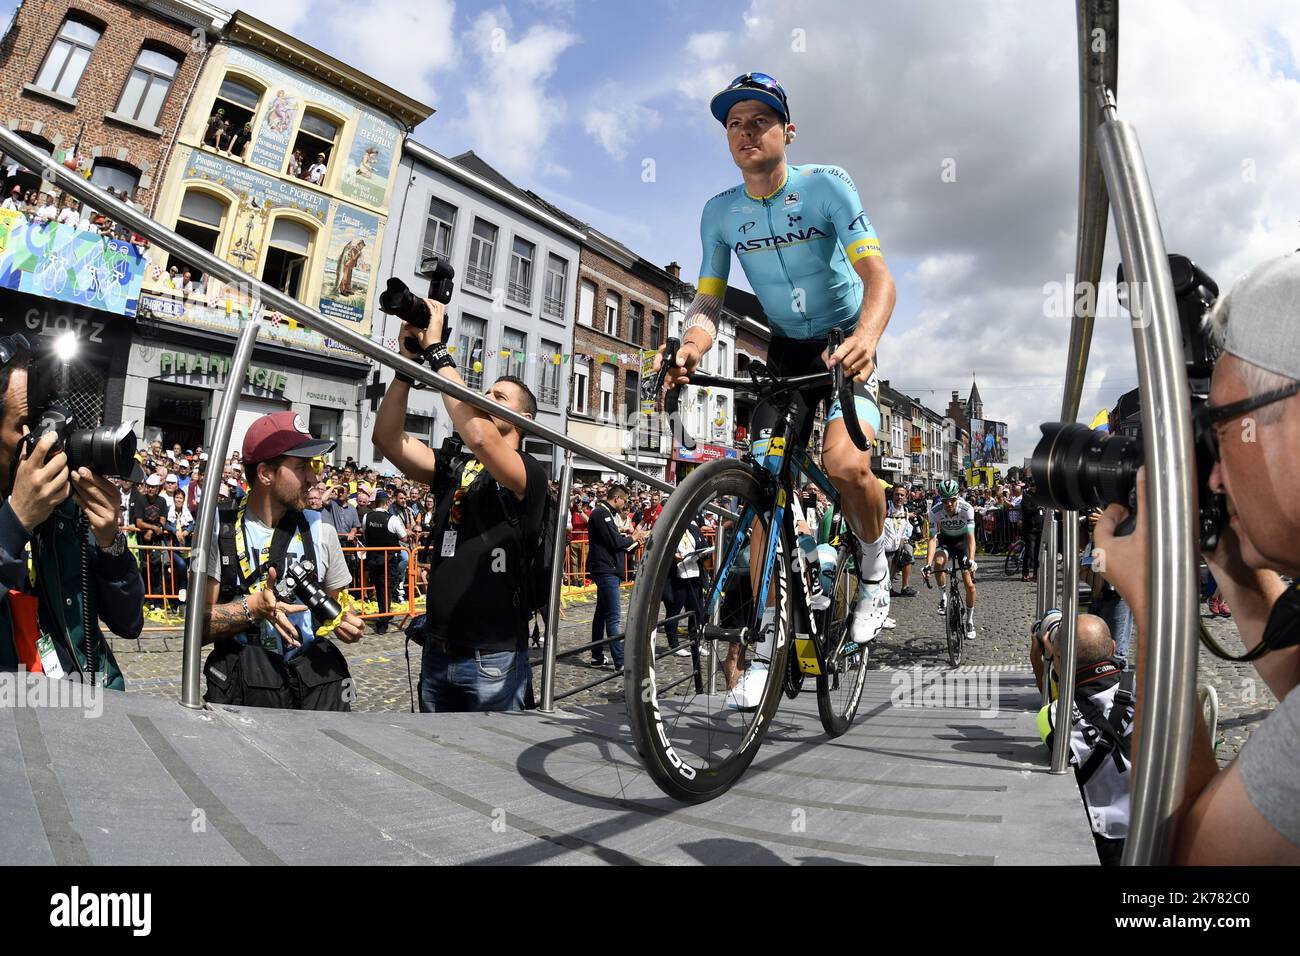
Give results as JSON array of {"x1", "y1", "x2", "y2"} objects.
[{"x1": 725, "y1": 72, "x2": 790, "y2": 120}]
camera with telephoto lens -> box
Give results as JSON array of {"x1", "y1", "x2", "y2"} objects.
[
  {"x1": 1029, "y1": 253, "x2": 1227, "y2": 549},
  {"x1": 378, "y1": 255, "x2": 456, "y2": 353},
  {"x1": 274, "y1": 557, "x2": 341, "y2": 625},
  {"x1": 15, "y1": 332, "x2": 141, "y2": 482}
]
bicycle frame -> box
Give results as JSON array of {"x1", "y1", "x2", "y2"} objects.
[{"x1": 697, "y1": 391, "x2": 850, "y2": 681}]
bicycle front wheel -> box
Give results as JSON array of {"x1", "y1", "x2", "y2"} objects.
[
  {"x1": 945, "y1": 584, "x2": 964, "y2": 667},
  {"x1": 816, "y1": 545, "x2": 868, "y2": 736},
  {"x1": 625, "y1": 458, "x2": 791, "y2": 803}
]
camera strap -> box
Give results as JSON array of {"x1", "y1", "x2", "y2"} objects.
[{"x1": 233, "y1": 498, "x2": 315, "y2": 590}]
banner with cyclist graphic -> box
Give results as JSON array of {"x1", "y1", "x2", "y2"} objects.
[
  {"x1": 0, "y1": 210, "x2": 146, "y2": 317},
  {"x1": 969, "y1": 418, "x2": 1008, "y2": 465}
]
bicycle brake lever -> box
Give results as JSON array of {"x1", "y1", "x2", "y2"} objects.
[{"x1": 660, "y1": 337, "x2": 695, "y2": 451}]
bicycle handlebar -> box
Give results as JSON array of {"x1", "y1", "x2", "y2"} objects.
[{"x1": 655, "y1": 332, "x2": 872, "y2": 453}]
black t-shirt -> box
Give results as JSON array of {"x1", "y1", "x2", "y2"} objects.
[
  {"x1": 130, "y1": 491, "x2": 166, "y2": 540},
  {"x1": 425, "y1": 451, "x2": 547, "y2": 652}
]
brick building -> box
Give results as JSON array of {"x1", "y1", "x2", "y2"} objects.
[{"x1": 0, "y1": 0, "x2": 227, "y2": 212}]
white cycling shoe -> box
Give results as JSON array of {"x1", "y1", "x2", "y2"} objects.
[
  {"x1": 725, "y1": 663, "x2": 768, "y2": 711},
  {"x1": 850, "y1": 581, "x2": 890, "y2": 645}
]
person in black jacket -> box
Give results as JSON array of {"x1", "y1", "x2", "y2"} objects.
[{"x1": 585, "y1": 484, "x2": 647, "y2": 667}]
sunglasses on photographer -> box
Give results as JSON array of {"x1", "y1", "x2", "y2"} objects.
[{"x1": 1194, "y1": 382, "x2": 1300, "y2": 460}]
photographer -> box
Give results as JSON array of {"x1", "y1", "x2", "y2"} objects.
[
  {"x1": 372, "y1": 295, "x2": 546, "y2": 713},
  {"x1": 1094, "y1": 253, "x2": 1300, "y2": 863},
  {"x1": 0, "y1": 335, "x2": 142, "y2": 687},
  {"x1": 201, "y1": 412, "x2": 365, "y2": 710},
  {"x1": 586, "y1": 485, "x2": 649, "y2": 668}
]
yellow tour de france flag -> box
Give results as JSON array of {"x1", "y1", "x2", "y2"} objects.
[{"x1": 1088, "y1": 408, "x2": 1110, "y2": 432}]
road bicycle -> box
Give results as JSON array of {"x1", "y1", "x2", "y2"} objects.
[
  {"x1": 923, "y1": 553, "x2": 974, "y2": 666},
  {"x1": 625, "y1": 330, "x2": 877, "y2": 803}
]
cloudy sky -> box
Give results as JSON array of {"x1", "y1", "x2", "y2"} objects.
[{"x1": 10, "y1": 0, "x2": 1298, "y2": 463}]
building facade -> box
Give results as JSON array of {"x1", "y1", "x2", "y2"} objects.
[
  {"x1": 0, "y1": 0, "x2": 227, "y2": 432},
  {"x1": 121, "y1": 12, "x2": 431, "y2": 460},
  {"x1": 371, "y1": 143, "x2": 582, "y2": 475}
]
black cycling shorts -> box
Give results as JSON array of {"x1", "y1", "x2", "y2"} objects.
[
  {"x1": 750, "y1": 336, "x2": 881, "y2": 458},
  {"x1": 935, "y1": 539, "x2": 972, "y2": 568}
]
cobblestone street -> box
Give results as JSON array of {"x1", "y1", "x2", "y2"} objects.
[{"x1": 114, "y1": 564, "x2": 1274, "y2": 766}]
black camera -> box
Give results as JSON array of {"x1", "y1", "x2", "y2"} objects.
[
  {"x1": 274, "y1": 557, "x2": 341, "y2": 625},
  {"x1": 429, "y1": 433, "x2": 469, "y2": 502},
  {"x1": 378, "y1": 256, "x2": 456, "y2": 352},
  {"x1": 1029, "y1": 253, "x2": 1227, "y2": 549},
  {"x1": 8, "y1": 332, "x2": 142, "y2": 483}
]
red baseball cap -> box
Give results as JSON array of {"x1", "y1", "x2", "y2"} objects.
[{"x1": 242, "y1": 411, "x2": 334, "y2": 465}]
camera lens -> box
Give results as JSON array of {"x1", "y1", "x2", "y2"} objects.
[
  {"x1": 65, "y1": 420, "x2": 139, "y2": 480},
  {"x1": 1029, "y1": 422, "x2": 1142, "y2": 512}
]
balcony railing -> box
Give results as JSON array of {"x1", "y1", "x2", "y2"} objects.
[
  {"x1": 543, "y1": 293, "x2": 565, "y2": 318},
  {"x1": 507, "y1": 280, "x2": 531, "y2": 306},
  {"x1": 465, "y1": 266, "x2": 493, "y2": 291}
]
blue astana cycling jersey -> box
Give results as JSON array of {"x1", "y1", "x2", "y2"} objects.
[{"x1": 696, "y1": 163, "x2": 882, "y2": 339}]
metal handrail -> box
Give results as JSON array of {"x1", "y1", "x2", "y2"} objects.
[
  {"x1": 1066, "y1": 0, "x2": 1199, "y2": 864},
  {"x1": 0, "y1": 125, "x2": 688, "y2": 713}
]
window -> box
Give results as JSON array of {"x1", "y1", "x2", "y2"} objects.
[
  {"x1": 544, "y1": 255, "x2": 567, "y2": 318},
  {"x1": 421, "y1": 196, "x2": 456, "y2": 261},
  {"x1": 507, "y1": 237, "x2": 534, "y2": 306},
  {"x1": 577, "y1": 279, "x2": 595, "y2": 327},
  {"x1": 599, "y1": 364, "x2": 616, "y2": 421},
  {"x1": 292, "y1": 110, "x2": 339, "y2": 186},
  {"x1": 650, "y1": 310, "x2": 664, "y2": 348},
  {"x1": 260, "y1": 218, "x2": 313, "y2": 300},
  {"x1": 35, "y1": 17, "x2": 101, "y2": 98},
  {"x1": 718, "y1": 341, "x2": 729, "y2": 377},
  {"x1": 403, "y1": 413, "x2": 434, "y2": 444},
  {"x1": 539, "y1": 339, "x2": 561, "y2": 406},
  {"x1": 570, "y1": 358, "x2": 590, "y2": 415},
  {"x1": 623, "y1": 369, "x2": 639, "y2": 419},
  {"x1": 629, "y1": 302, "x2": 644, "y2": 345},
  {"x1": 169, "y1": 189, "x2": 227, "y2": 285},
  {"x1": 499, "y1": 327, "x2": 526, "y2": 382},
  {"x1": 457, "y1": 315, "x2": 486, "y2": 389},
  {"x1": 116, "y1": 46, "x2": 181, "y2": 127},
  {"x1": 466, "y1": 218, "x2": 497, "y2": 291},
  {"x1": 604, "y1": 292, "x2": 619, "y2": 336},
  {"x1": 204, "y1": 76, "x2": 262, "y2": 151}
]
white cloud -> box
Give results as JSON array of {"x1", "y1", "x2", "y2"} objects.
[
  {"x1": 659, "y1": 0, "x2": 1300, "y2": 463},
  {"x1": 459, "y1": 8, "x2": 579, "y2": 177},
  {"x1": 583, "y1": 91, "x2": 661, "y2": 160},
  {"x1": 325, "y1": 0, "x2": 458, "y2": 105}
]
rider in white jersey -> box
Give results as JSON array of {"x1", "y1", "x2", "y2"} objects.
[{"x1": 925, "y1": 479, "x2": 977, "y2": 640}]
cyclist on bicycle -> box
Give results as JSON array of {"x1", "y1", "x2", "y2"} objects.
[
  {"x1": 924, "y1": 479, "x2": 977, "y2": 642},
  {"x1": 656, "y1": 72, "x2": 897, "y2": 697}
]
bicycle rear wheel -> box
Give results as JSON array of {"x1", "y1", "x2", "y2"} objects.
[
  {"x1": 816, "y1": 546, "x2": 868, "y2": 736},
  {"x1": 1003, "y1": 543, "x2": 1022, "y2": 576},
  {"x1": 626, "y1": 458, "x2": 791, "y2": 803},
  {"x1": 945, "y1": 582, "x2": 964, "y2": 667}
]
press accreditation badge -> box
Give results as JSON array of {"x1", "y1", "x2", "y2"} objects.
[
  {"x1": 441, "y1": 530, "x2": 457, "y2": 557},
  {"x1": 36, "y1": 635, "x2": 66, "y2": 680}
]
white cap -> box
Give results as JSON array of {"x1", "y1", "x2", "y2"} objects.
[
  {"x1": 164, "y1": 473, "x2": 178, "y2": 483},
  {"x1": 200, "y1": 452, "x2": 209, "y2": 460},
  {"x1": 145, "y1": 474, "x2": 162, "y2": 486}
]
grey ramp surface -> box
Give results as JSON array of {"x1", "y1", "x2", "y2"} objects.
[{"x1": 0, "y1": 671, "x2": 1097, "y2": 865}]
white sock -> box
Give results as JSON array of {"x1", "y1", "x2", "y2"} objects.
[{"x1": 857, "y1": 529, "x2": 889, "y2": 585}]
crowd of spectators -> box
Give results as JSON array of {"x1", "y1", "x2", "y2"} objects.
[
  {"x1": 1, "y1": 163, "x2": 150, "y2": 254},
  {"x1": 117, "y1": 440, "x2": 444, "y2": 607}
]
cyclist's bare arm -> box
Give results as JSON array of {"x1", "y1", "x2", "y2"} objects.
[{"x1": 655, "y1": 290, "x2": 722, "y2": 387}]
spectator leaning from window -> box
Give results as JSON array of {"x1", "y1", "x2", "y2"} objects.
[
  {"x1": 308, "y1": 153, "x2": 328, "y2": 186},
  {"x1": 229, "y1": 122, "x2": 253, "y2": 160},
  {"x1": 1094, "y1": 251, "x2": 1300, "y2": 864},
  {"x1": 287, "y1": 149, "x2": 303, "y2": 179},
  {"x1": 204, "y1": 107, "x2": 226, "y2": 147},
  {"x1": 585, "y1": 484, "x2": 647, "y2": 669},
  {"x1": 200, "y1": 412, "x2": 365, "y2": 710},
  {"x1": 0, "y1": 334, "x2": 143, "y2": 687},
  {"x1": 34, "y1": 193, "x2": 57, "y2": 225},
  {"x1": 1, "y1": 185, "x2": 22, "y2": 212},
  {"x1": 56, "y1": 194, "x2": 79, "y2": 227},
  {"x1": 372, "y1": 296, "x2": 547, "y2": 713}
]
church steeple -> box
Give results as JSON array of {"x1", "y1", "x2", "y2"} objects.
[{"x1": 967, "y1": 378, "x2": 983, "y2": 421}]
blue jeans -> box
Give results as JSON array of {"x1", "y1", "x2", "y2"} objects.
[
  {"x1": 419, "y1": 646, "x2": 531, "y2": 712},
  {"x1": 591, "y1": 572, "x2": 624, "y2": 666}
]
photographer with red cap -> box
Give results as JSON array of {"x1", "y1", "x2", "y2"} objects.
[{"x1": 200, "y1": 411, "x2": 365, "y2": 710}]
